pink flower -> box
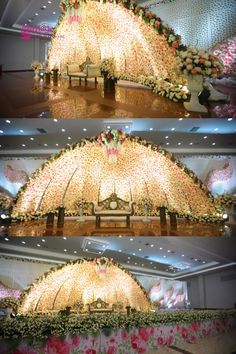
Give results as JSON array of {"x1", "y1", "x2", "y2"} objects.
[
  {"x1": 121, "y1": 329, "x2": 129, "y2": 341},
  {"x1": 46, "y1": 336, "x2": 70, "y2": 354},
  {"x1": 166, "y1": 335, "x2": 174, "y2": 346},
  {"x1": 181, "y1": 327, "x2": 189, "y2": 339},
  {"x1": 138, "y1": 328, "x2": 149, "y2": 342},
  {"x1": 157, "y1": 336, "x2": 165, "y2": 347},
  {"x1": 107, "y1": 347, "x2": 116, "y2": 354},
  {"x1": 86, "y1": 350, "x2": 97, "y2": 354}
]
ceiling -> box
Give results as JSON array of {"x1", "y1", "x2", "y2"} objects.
[
  {"x1": 0, "y1": 236, "x2": 236, "y2": 279},
  {"x1": 0, "y1": 118, "x2": 235, "y2": 156}
]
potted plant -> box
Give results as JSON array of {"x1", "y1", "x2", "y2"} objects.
[
  {"x1": 178, "y1": 47, "x2": 223, "y2": 112},
  {"x1": 44, "y1": 68, "x2": 51, "y2": 84},
  {"x1": 100, "y1": 58, "x2": 118, "y2": 94},
  {"x1": 140, "y1": 196, "x2": 153, "y2": 222},
  {"x1": 31, "y1": 60, "x2": 43, "y2": 80},
  {"x1": 52, "y1": 65, "x2": 59, "y2": 81}
]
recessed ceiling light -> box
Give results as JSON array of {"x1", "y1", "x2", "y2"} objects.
[
  {"x1": 107, "y1": 126, "x2": 110, "y2": 129},
  {"x1": 150, "y1": 244, "x2": 154, "y2": 247},
  {"x1": 135, "y1": 262, "x2": 137, "y2": 265},
  {"x1": 194, "y1": 258, "x2": 198, "y2": 261},
  {"x1": 171, "y1": 128, "x2": 175, "y2": 131},
  {"x1": 0, "y1": 145, "x2": 2, "y2": 148},
  {"x1": 74, "y1": 251, "x2": 77, "y2": 254},
  {"x1": 212, "y1": 142, "x2": 216, "y2": 146},
  {"x1": 98, "y1": 251, "x2": 102, "y2": 254},
  {"x1": 6, "y1": 120, "x2": 11, "y2": 124},
  {"x1": 21, "y1": 241, "x2": 26, "y2": 244},
  {"x1": 64, "y1": 249, "x2": 67, "y2": 252},
  {"x1": 127, "y1": 261, "x2": 130, "y2": 263},
  {"x1": 63, "y1": 237, "x2": 67, "y2": 240},
  {"x1": 22, "y1": 144, "x2": 26, "y2": 147},
  {"x1": 42, "y1": 5, "x2": 47, "y2": 9},
  {"x1": 179, "y1": 118, "x2": 183, "y2": 121},
  {"x1": 132, "y1": 253, "x2": 136, "y2": 256},
  {"x1": 167, "y1": 250, "x2": 171, "y2": 253},
  {"x1": 0, "y1": 130, "x2": 3, "y2": 133},
  {"x1": 118, "y1": 235, "x2": 122, "y2": 238},
  {"x1": 4, "y1": 238, "x2": 9, "y2": 241},
  {"x1": 149, "y1": 128, "x2": 153, "y2": 131},
  {"x1": 37, "y1": 244, "x2": 41, "y2": 247},
  {"x1": 119, "y1": 250, "x2": 122, "y2": 252},
  {"x1": 163, "y1": 255, "x2": 166, "y2": 258},
  {"x1": 48, "y1": 0, "x2": 52, "y2": 3},
  {"x1": 150, "y1": 262, "x2": 153, "y2": 264},
  {"x1": 56, "y1": 143, "x2": 59, "y2": 146},
  {"x1": 28, "y1": 19, "x2": 32, "y2": 22},
  {"x1": 189, "y1": 142, "x2": 193, "y2": 145},
  {"x1": 42, "y1": 239, "x2": 45, "y2": 242},
  {"x1": 166, "y1": 142, "x2": 170, "y2": 145},
  {"x1": 202, "y1": 261, "x2": 206, "y2": 263},
  {"x1": 214, "y1": 128, "x2": 218, "y2": 131},
  {"x1": 67, "y1": 143, "x2": 70, "y2": 146},
  {"x1": 178, "y1": 142, "x2": 181, "y2": 145},
  {"x1": 142, "y1": 264, "x2": 144, "y2": 266},
  {"x1": 53, "y1": 11, "x2": 56, "y2": 14},
  {"x1": 181, "y1": 254, "x2": 185, "y2": 257},
  {"x1": 35, "y1": 13, "x2": 39, "y2": 16},
  {"x1": 159, "y1": 247, "x2": 163, "y2": 250},
  {"x1": 20, "y1": 130, "x2": 24, "y2": 133},
  {"x1": 68, "y1": 137, "x2": 71, "y2": 140},
  {"x1": 88, "y1": 241, "x2": 91, "y2": 245},
  {"x1": 228, "y1": 118, "x2": 232, "y2": 121},
  {"x1": 30, "y1": 137, "x2": 34, "y2": 141},
  {"x1": 125, "y1": 125, "x2": 129, "y2": 129},
  {"x1": 44, "y1": 144, "x2": 48, "y2": 147},
  {"x1": 61, "y1": 128, "x2": 66, "y2": 132},
  {"x1": 138, "y1": 248, "x2": 142, "y2": 251},
  {"x1": 128, "y1": 256, "x2": 130, "y2": 259},
  {"x1": 165, "y1": 136, "x2": 169, "y2": 139},
  {"x1": 130, "y1": 238, "x2": 133, "y2": 241},
  {"x1": 204, "y1": 136, "x2": 207, "y2": 139},
  {"x1": 83, "y1": 128, "x2": 87, "y2": 132},
  {"x1": 53, "y1": 119, "x2": 58, "y2": 122},
  {"x1": 85, "y1": 248, "x2": 88, "y2": 252}
]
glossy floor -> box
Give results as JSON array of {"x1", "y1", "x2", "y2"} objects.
[
  {"x1": 1, "y1": 217, "x2": 233, "y2": 237},
  {"x1": 0, "y1": 73, "x2": 234, "y2": 118}
]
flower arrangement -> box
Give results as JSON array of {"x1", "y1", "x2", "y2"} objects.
[
  {"x1": 60, "y1": 0, "x2": 81, "y2": 11},
  {"x1": 0, "y1": 296, "x2": 18, "y2": 310},
  {"x1": 140, "y1": 196, "x2": 153, "y2": 214},
  {"x1": 93, "y1": 257, "x2": 112, "y2": 274},
  {"x1": 0, "y1": 195, "x2": 11, "y2": 209},
  {"x1": 0, "y1": 310, "x2": 235, "y2": 342},
  {"x1": 213, "y1": 36, "x2": 236, "y2": 76},
  {"x1": 178, "y1": 48, "x2": 224, "y2": 78},
  {"x1": 213, "y1": 104, "x2": 236, "y2": 118},
  {"x1": 30, "y1": 60, "x2": 42, "y2": 71},
  {"x1": 98, "y1": 129, "x2": 126, "y2": 162},
  {"x1": 100, "y1": 58, "x2": 117, "y2": 80},
  {"x1": 76, "y1": 198, "x2": 87, "y2": 208},
  {"x1": 214, "y1": 193, "x2": 236, "y2": 207}
]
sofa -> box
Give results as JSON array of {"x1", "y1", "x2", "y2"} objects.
[
  {"x1": 91, "y1": 193, "x2": 135, "y2": 225},
  {"x1": 66, "y1": 63, "x2": 100, "y2": 85}
]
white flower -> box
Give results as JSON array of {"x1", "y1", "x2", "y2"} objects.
[
  {"x1": 194, "y1": 59, "x2": 199, "y2": 64},
  {"x1": 186, "y1": 58, "x2": 192, "y2": 63},
  {"x1": 186, "y1": 64, "x2": 193, "y2": 70}
]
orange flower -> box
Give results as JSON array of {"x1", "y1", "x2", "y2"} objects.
[{"x1": 199, "y1": 58, "x2": 206, "y2": 64}]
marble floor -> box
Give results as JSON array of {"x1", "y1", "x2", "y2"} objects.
[
  {"x1": 0, "y1": 217, "x2": 234, "y2": 237},
  {"x1": 0, "y1": 72, "x2": 234, "y2": 118}
]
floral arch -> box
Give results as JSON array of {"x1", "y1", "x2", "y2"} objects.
[
  {"x1": 12, "y1": 132, "x2": 219, "y2": 221},
  {"x1": 18, "y1": 258, "x2": 151, "y2": 313}
]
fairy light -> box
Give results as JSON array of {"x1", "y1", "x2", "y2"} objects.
[
  {"x1": 13, "y1": 138, "x2": 216, "y2": 218},
  {"x1": 18, "y1": 260, "x2": 150, "y2": 313}
]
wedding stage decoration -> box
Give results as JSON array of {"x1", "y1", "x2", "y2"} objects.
[
  {"x1": 0, "y1": 310, "x2": 235, "y2": 353},
  {"x1": 17, "y1": 258, "x2": 151, "y2": 314},
  {"x1": 98, "y1": 129, "x2": 125, "y2": 162},
  {"x1": 11, "y1": 131, "x2": 225, "y2": 223},
  {"x1": 213, "y1": 36, "x2": 236, "y2": 76}
]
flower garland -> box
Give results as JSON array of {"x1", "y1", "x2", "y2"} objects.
[
  {"x1": 214, "y1": 193, "x2": 236, "y2": 208},
  {"x1": 12, "y1": 133, "x2": 223, "y2": 223},
  {"x1": 30, "y1": 60, "x2": 42, "y2": 71},
  {"x1": 0, "y1": 310, "x2": 235, "y2": 341},
  {"x1": 0, "y1": 297, "x2": 18, "y2": 311},
  {"x1": 100, "y1": 58, "x2": 117, "y2": 80},
  {"x1": 178, "y1": 48, "x2": 224, "y2": 78},
  {"x1": 0, "y1": 195, "x2": 11, "y2": 209}
]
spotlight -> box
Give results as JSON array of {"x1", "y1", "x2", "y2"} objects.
[{"x1": 1, "y1": 214, "x2": 6, "y2": 219}]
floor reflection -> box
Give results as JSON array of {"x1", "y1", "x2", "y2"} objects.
[
  {"x1": 0, "y1": 72, "x2": 234, "y2": 118},
  {"x1": 0, "y1": 217, "x2": 233, "y2": 237}
]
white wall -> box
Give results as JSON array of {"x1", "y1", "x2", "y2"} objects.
[
  {"x1": 0, "y1": 31, "x2": 49, "y2": 71},
  {"x1": 187, "y1": 268, "x2": 236, "y2": 309},
  {"x1": 0, "y1": 257, "x2": 53, "y2": 290},
  {"x1": 147, "y1": 0, "x2": 236, "y2": 49}
]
